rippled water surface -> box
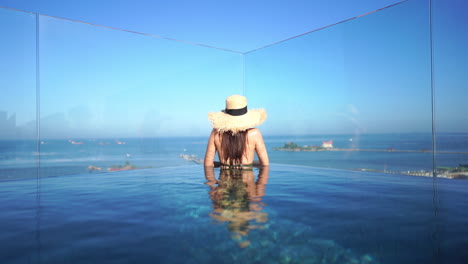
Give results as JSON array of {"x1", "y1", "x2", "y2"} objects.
[{"x1": 0, "y1": 164, "x2": 467, "y2": 264}]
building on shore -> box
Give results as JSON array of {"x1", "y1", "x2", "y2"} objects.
[{"x1": 322, "y1": 140, "x2": 333, "y2": 149}]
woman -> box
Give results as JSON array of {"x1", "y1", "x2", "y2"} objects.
[{"x1": 204, "y1": 95, "x2": 269, "y2": 168}]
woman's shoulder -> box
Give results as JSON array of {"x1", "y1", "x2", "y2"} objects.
[
  {"x1": 210, "y1": 128, "x2": 221, "y2": 136},
  {"x1": 247, "y1": 128, "x2": 263, "y2": 138}
]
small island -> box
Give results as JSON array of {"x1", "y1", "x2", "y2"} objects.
[
  {"x1": 274, "y1": 141, "x2": 332, "y2": 152},
  {"x1": 274, "y1": 141, "x2": 468, "y2": 154}
]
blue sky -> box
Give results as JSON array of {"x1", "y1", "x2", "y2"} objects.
[
  {"x1": 0, "y1": 0, "x2": 409, "y2": 52},
  {"x1": 0, "y1": 0, "x2": 467, "y2": 139}
]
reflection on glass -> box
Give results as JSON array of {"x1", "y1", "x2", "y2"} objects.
[
  {"x1": 245, "y1": 0, "x2": 433, "y2": 176},
  {"x1": 38, "y1": 15, "x2": 243, "y2": 177},
  {"x1": 0, "y1": 7, "x2": 40, "y2": 264},
  {"x1": 205, "y1": 166, "x2": 269, "y2": 248},
  {"x1": 0, "y1": 8, "x2": 37, "y2": 181}
]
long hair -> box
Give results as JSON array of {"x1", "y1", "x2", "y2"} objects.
[{"x1": 220, "y1": 130, "x2": 248, "y2": 167}]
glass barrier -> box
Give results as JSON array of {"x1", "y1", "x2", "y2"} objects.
[
  {"x1": 245, "y1": 0, "x2": 433, "y2": 176},
  {"x1": 0, "y1": 8, "x2": 37, "y2": 180},
  {"x1": 38, "y1": 16, "x2": 243, "y2": 177},
  {"x1": 0, "y1": 8, "x2": 39, "y2": 264},
  {"x1": 432, "y1": 0, "x2": 468, "y2": 261},
  {"x1": 433, "y1": 0, "x2": 468, "y2": 179}
]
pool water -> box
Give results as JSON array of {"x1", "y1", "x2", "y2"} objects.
[{"x1": 0, "y1": 164, "x2": 467, "y2": 264}]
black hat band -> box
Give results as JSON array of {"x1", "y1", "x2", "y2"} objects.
[{"x1": 225, "y1": 106, "x2": 247, "y2": 116}]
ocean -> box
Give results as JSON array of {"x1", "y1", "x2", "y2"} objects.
[
  {"x1": 1, "y1": 134, "x2": 468, "y2": 263},
  {"x1": 1, "y1": 133, "x2": 467, "y2": 180}
]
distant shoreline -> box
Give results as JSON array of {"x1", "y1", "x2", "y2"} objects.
[
  {"x1": 273, "y1": 147, "x2": 468, "y2": 154},
  {"x1": 353, "y1": 168, "x2": 468, "y2": 180}
]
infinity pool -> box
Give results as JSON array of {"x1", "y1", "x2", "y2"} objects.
[{"x1": 1, "y1": 165, "x2": 466, "y2": 264}]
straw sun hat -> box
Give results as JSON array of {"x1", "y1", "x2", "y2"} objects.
[{"x1": 208, "y1": 95, "x2": 267, "y2": 134}]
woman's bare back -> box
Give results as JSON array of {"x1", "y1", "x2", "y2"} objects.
[{"x1": 204, "y1": 128, "x2": 269, "y2": 167}]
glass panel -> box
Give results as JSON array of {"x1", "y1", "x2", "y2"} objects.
[
  {"x1": 245, "y1": 1, "x2": 442, "y2": 263},
  {"x1": 433, "y1": 0, "x2": 468, "y2": 177},
  {"x1": 245, "y1": 0, "x2": 433, "y2": 176},
  {"x1": 0, "y1": 7, "x2": 39, "y2": 264},
  {"x1": 433, "y1": 0, "x2": 468, "y2": 262},
  {"x1": 39, "y1": 15, "x2": 243, "y2": 178},
  {"x1": 0, "y1": 8, "x2": 37, "y2": 180}
]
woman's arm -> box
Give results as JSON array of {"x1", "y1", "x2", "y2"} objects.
[
  {"x1": 253, "y1": 129, "x2": 269, "y2": 166},
  {"x1": 204, "y1": 129, "x2": 217, "y2": 167}
]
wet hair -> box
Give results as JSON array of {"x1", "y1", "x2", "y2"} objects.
[{"x1": 220, "y1": 130, "x2": 248, "y2": 167}]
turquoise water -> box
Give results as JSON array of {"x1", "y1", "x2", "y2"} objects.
[{"x1": 1, "y1": 164, "x2": 467, "y2": 263}]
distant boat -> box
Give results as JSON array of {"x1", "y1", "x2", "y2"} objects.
[
  {"x1": 88, "y1": 165, "x2": 101, "y2": 172},
  {"x1": 349, "y1": 138, "x2": 353, "y2": 142},
  {"x1": 69, "y1": 140, "x2": 84, "y2": 145},
  {"x1": 115, "y1": 139, "x2": 126, "y2": 145},
  {"x1": 179, "y1": 154, "x2": 203, "y2": 164}
]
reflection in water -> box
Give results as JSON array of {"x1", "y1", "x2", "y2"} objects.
[{"x1": 204, "y1": 166, "x2": 269, "y2": 248}]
